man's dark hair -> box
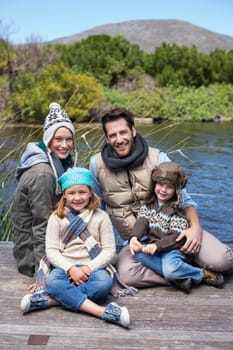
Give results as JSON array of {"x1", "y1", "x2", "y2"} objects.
[{"x1": 101, "y1": 108, "x2": 135, "y2": 135}]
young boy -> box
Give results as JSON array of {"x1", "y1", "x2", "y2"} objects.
[{"x1": 129, "y1": 162, "x2": 224, "y2": 293}]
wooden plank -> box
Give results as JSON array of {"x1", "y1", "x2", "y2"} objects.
[{"x1": 0, "y1": 242, "x2": 233, "y2": 350}]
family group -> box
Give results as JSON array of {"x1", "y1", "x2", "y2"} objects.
[{"x1": 11, "y1": 103, "x2": 232, "y2": 328}]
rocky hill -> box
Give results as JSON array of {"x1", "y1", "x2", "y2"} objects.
[{"x1": 51, "y1": 19, "x2": 233, "y2": 53}]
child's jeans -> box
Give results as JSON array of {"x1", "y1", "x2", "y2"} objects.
[
  {"x1": 46, "y1": 266, "x2": 112, "y2": 310},
  {"x1": 135, "y1": 249, "x2": 202, "y2": 283}
]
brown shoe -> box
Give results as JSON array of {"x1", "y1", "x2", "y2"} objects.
[
  {"x1": 201, "y1": 269, "x2": 224, "y2": 288},
  {"x1": 172, "y1": 278, "x2": 192, "y2": 294}
]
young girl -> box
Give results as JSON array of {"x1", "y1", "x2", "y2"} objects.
[
  {"x1": 129, "y1": 162, "x2": 224, "y2": 293},
  {"x1": 20, "y1": 167, "x2": 130, "y2": 328}
]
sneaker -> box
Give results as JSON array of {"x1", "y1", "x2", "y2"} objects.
[
  {"x1": 201, "y1": 269, "x2": 224, "y2": 288},
  {"x1": 20, "y1": 290, "x2": 49, "y2": 313},
  {"x1": 102, "y1": 302, "x2": 130, "y2": 328},
  {"x1": 171, "y1": 278, "x2": 192, "y2": 294}
]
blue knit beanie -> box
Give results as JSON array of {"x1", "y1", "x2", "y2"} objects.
[{"x1": 58, "y1": 167, "x2": 93, "y2": 192}]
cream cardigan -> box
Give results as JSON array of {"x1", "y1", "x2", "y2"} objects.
[{"x1": 46, "y1": 208, "x2": 116, "y2": 273}]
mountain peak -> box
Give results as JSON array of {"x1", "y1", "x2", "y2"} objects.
[{"x1": 51, "y1": 19, "x2": 233, "y2": 53}]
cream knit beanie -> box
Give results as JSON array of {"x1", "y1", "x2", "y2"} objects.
[{"x1": 43, "y1": 102, "x2": 75, "y2": 147}]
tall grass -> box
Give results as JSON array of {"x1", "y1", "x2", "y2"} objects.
[{"x1": 0, "y1": 124, "x2": 42, "y2": 240}]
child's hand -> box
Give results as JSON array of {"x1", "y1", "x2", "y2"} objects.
[
  {"x1": 81, "y1": 265, "x2": 91, "y2": 276},
  {"x1": 68, "y1": 265, "x2": 90, "y2": 285},
  {"x1": 27, "y1": 283, "x2": 36, "y2": 293},
  {"x1": 129, "y1": 237, "x2": 142, "y2": 256},
  {"x1": 142, "y1": 243, "x2": 157, "y2": 255}
]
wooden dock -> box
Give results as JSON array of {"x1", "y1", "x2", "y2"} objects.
[{"x1": 1, "y1": 241, "x2": 233, "y2": 350}]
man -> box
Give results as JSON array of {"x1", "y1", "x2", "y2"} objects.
[{"x1": 89, "y1": 108, "x2": 233, "y2": 288}]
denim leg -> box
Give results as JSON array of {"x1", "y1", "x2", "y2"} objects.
[
  {"x1": 161, "y1": 250, "x2": 202, "y2": 283},
  {"x1": 134, "y1": 252, "x2": 163, "y2": 276},
  {"x1": 46, "y1": 267, "x2": 112, "y2": 311}
]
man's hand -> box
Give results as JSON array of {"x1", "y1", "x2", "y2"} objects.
[
  {"x1": 129, "y1": 237, "x2": 142, "y2": 256},
  {"x1": 176, "y1": 226, "x2": 202, "y2": 254},
  {"x1": 177, "y1": 205, "x2": 203, "y2": 254}
]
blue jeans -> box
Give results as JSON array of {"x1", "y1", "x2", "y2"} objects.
[
  {"x1": 46, "y1": 266, "x2": 113, "y2": 311},
  {"x1": 135, "y1": 250, "x2": 202, "y2": 283}
]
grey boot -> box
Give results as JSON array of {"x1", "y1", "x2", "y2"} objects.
[{"x1": 172, "y1": 278, "x2": 192, "y2": 294}]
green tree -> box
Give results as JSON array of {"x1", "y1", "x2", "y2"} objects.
[
  {"x1": 10, "y1": 63, "x2": 103, "y2": 123},
  {"x1": 56, "y1": 34, "x2": 145, "y2": 86},
  {"x1": 209, "y1": 49, "x2": 233, "y2": 84},
  {"x1": 150, "y1": 43, "x2": 211, "y2": 87}
]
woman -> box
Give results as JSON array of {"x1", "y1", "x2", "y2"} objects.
[{"x1": 12, "y1": 102, "x2": 78, "y2": 277}]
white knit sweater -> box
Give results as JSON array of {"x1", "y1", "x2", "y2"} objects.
[{"x1": 46, "y1": 208, "x2": 116, "y2": 273}]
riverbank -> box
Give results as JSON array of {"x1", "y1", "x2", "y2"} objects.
[{"x1": 2, "y1": 112, "x2": 232, "y2": 130}]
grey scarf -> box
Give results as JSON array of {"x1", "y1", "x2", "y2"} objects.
[{"x1": 101, "y1": 133, "x2": 149, "y2": 170}]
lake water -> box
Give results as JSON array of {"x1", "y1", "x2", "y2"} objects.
[{"x1": 0, "y1": 122, "x2": 233, "y2": 246}]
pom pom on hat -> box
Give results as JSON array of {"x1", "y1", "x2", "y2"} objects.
[
  {"x1": 58, "y1": 167, "x2": 93, "y2": 192},
  {"x1": 43, "y1": 102, "x2": 75, "y2": 147}
]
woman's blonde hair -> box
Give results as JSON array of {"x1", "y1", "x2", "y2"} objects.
[{"x1": 55, "y1": 187, "x2": 100, "y2": 218}]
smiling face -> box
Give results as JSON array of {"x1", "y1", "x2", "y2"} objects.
[
  {"x1": 155, "y1": 182, "x2": 176, "y2": 206},
  {"x1": 49, "y1": 127, "x2": 74, "y2": 160},
  {"x1": 63, "y1": 184, "x2": 92, "y2": 211},
  {"x1": 105, "y1": 117, "x2": 136, "y2": 157}
]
